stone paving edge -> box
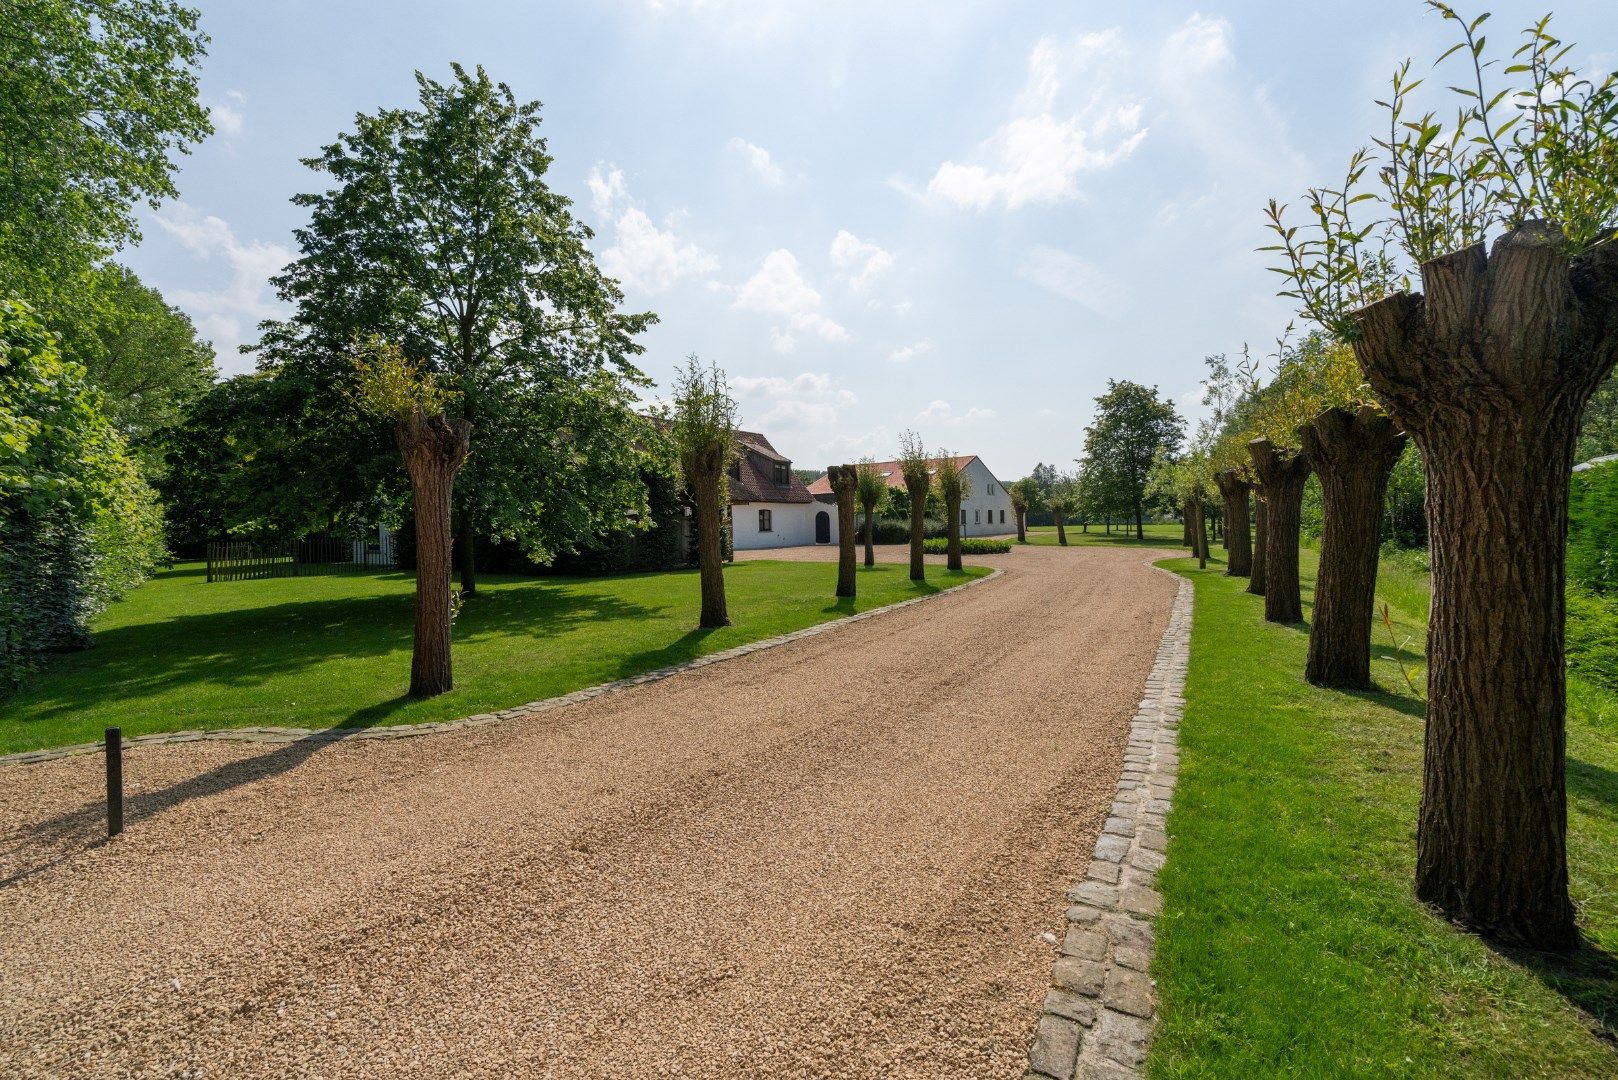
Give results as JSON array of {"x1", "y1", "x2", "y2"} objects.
[
  {"x1": 1024, "y1": 564, "x2": 1192, "y2": 1080},
  {"x1": 0, "y1": 566, "x2": 1006, "y2": 768}
]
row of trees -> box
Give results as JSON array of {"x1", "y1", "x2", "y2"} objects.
[{"x1": 1156, "y1": 3, "x2": 1617, "y2": 951}]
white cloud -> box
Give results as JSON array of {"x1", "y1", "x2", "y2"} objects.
[
  {"x1": 732, "y1": 371, "x2": 856, "y2": 431},
  {"x1": 209, "y1": 89, "x2": 246, "y2": 138},
  {"x1": 829, "y1": 229, "x2": 894, "y2": 289},
  {"x1": 888, "y1": 339, "x2": 932, "y2": 364},
  {"x1": 727, "y1": 137, "x2": 789, "y2": 186},
  {"x1": 915, "y1": 399, "x2": 996, "y2": 427},
  {"x1": 1019, "y1": 246, "x2": 1123, "y2": 316},
  {"x1": 588, "y1": 163, "x2": 717, "y2": 293},
  {"x1": 151, "y1": 202, "x2": 292, "y2": 369},
  {"x1": 1165, "y1": 12, "x2": 1233, "y2": 72},
  {"x1": 733, "y1": 249, "x2": 849, "y2": 349},
  {"x1": 924, "y1": 30, "x2": 1148, "y2": 211}
]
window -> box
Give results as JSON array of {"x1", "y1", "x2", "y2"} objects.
[
  {"x1": 773, "y1": 462, "x2": 790, "y2": 485},
  {"x1": 988, "y1": 482, "x2": 995, "y2": 496},
  {"x1": 727, "y1": 461, "x2": 741, "y2": 481},
  {"x1": 961, "y1": 509, "x2": 967, "y2": 525},
  {"x1": 759, "y1": 509, "x2": 773, "y2": 532},
  {"x1": 1000, "y1": 509, "x2": 1006, "y2": 524},
  {"x1": 974, "y1": 509, "x2": 981, "y2": 524}
]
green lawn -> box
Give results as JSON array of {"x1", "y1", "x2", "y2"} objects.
[
  {"x1": 1149, "y1": 547, "x2": 1618, "y2": 1077},
  {"x1": 1, "y1": 559, "x2": 988, "y2": 754},
  {"x1": 1021, "y1": 521, "x2": 1186, "y2": 547}
]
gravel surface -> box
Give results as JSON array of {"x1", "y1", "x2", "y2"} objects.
[{"x1": 0, "y1": 543, "x2": 1175, "y2": 1079}]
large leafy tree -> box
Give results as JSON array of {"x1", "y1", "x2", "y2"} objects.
[
  {"x1": 1081, "y1": 380, "x2": 1183, "y2": 539},
  {"x1": 258, "y1": 64, "x2": 656, "y2": 592},
  {"x1": 0, "y1": 0, "x2": 211, "y2": 345}
]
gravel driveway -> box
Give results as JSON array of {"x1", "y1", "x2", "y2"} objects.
[{"x1": 0, "y1": 543, "x2": 1175, "y2": 1079}]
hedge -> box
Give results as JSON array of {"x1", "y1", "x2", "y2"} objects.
[{"x1": 922, "y1": 537, "x2": 1012, "y2": 555}]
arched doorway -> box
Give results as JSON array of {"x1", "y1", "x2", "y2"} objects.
[{"x1": 815, "y1": 510, "x2": 831, "y2": 544}]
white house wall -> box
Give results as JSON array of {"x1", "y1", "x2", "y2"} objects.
[
  {"x1": 730, "y1": 502, "x2": 839, "y2": 550},
  {"x1": 958, "y1": 459, "x2": 1014, "y2": 536}
]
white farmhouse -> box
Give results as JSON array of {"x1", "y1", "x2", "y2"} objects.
[
  {"x1": 727, "y1": 430, "x2": 840, "y2": 550},
  {"x1": 807, "y1": 454, "x2": 1014, "y2": 537}
]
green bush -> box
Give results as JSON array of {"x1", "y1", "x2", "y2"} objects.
[
  {"x1": 922, "y1": 537, "x2": 1012, "y2": 555},
  {"x1": 863, "y1": 516, "x2": 946, "y2": 544},
  {"x1": 1, "y1": 300, "x2": 163, "y2": 693}
]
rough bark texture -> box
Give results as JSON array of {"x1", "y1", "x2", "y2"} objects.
[
  {"x1": 1247, "y1": 492, "x2": 1267, "y2": 596},
  {"x1": 1015, "y1": 506, "x2": 1027, "y2": 544},
  {"x1": 860, "y1": 497, "x2": 879, "y2": 568},
  {"x1": 1300, "y1": 406, "x2": 1407, "y2": 690},
  {"x1": 1193, "y1": 499, "x2": 1208, "y2": 570},
  {"x1": 1352, "y1": 222, "x2": 1618, "y2": 949},
  {"x1": 1215, "y1": 470, "x2": 1252, "y2": 577},
  {"x1": 828, "y1": 465, "x2": 858, "y2": 598},
  {"x1": 691, "y1": 463, "x2": 731, "y2": 629},
  {"x1": 905, "y1": 474, "x2": 928, "y2": 581},
  {"x1": 1247, "y1": 440, "x2": 1310, "y2": 623},
  {"x1": 395, "y1": 409, "x2": 472, "y2": 699},
  {"x1": 944, "y1": 491, "x2": 963, "y2": 571},
  {"x1": 1053, "y1": 512, "x2": 1067, "y2": 546}
]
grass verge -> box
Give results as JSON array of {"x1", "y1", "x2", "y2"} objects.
[
  {"x1": 1020, "y1": 522, "x2": 1187, "y2": 547},
  {"x1": 1, "y1": 559, "x2": 988, "y2": 754},
  {"x1": 1148, "y1": 547, "x2": 1617, "y2": 1077}
]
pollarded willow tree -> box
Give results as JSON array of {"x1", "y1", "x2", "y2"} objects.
[
  {"x1": 827, "y1": 464, "x2": 858, "y2": 598},
  {"x1": 1147, "y1": 452, "x2": 1213, "y2": 570},
  {"x1": 1270, "y1": 4, "x2": 1618, "y2": 948},
  {"x1": 1046, "y1": 486, "x2": 1073, "y2": 546},
  {"x1": 854, "y1": 458, "x2": 888, "y2": 568},
  {"x1": 1010, "y1": 476, "x2": 1039, "y2": 543},
  {"x1": 897, "y1": 431, "x2": 931, "y2": 582},
  {"x1": 934, "y1": 451, "x2": 970, "y2": 572},
  {"x1": 672, "y1": 358, "x2": 739, "y2": 630},
  {"x1": 352, "y1": 339, "x2": 471, "y2": 698}
]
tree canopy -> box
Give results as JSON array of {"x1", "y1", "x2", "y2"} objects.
[{"x1": 1080, "y1": 380, "x2": 1183, "y2": 536}]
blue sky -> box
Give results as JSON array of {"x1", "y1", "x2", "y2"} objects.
[{"x1": 124, "y1": 0, "x2": 1615, "y2": 479}]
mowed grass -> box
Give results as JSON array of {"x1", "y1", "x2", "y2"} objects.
[
  {"x1": 1021, "y1": 521, "x2": 1186, "y2": 547},
  {"x1": 1149, "y1": 547, "x2": 1618, "y2": 1077},
  {"x1": 1, "y1": 559, "x2": 988, "y2": 754}
]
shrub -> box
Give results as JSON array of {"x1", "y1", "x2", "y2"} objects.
[
  {"x1": 923, "y1": 537, "x2": 1011, "y2": 555},
  {"x1": 865, "y1": 516, "x2": 946, "y2": 544}
]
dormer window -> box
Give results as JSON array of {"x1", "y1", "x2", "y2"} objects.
[
  {"x1": 727, "y1": 461, "x2": 741, "y2": 481},
  {"x1": 773, "y1": 462, "x2": 790, "y2": 486}
]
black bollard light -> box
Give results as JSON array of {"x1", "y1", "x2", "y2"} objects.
[{"x1": 105, "y1": 727, "x2": 123, "y2": 837}]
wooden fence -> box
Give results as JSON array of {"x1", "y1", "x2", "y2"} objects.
[{"x1": 205, "y1": 535, "x2": 396, "y2": 583}]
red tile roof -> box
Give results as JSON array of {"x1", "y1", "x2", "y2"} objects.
[{"x1": 806, "y1": 455, "x2": 979, "y2": 496}]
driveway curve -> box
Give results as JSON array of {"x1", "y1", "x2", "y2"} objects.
[{"x1": 0, "y1": 542, "x2": 1175, "y2": 1079}]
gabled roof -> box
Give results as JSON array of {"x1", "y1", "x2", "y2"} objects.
[
  {"x1": 730, "y1": 430, "x2": 814, "y2": 504},
  {"x1": 806, "y1": 455, "x2": 980, "y2": 496}
]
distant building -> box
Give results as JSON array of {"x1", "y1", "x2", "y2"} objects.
[
  {"x1": 728, "y1": 430, "x2": 839, "y2": 550},
  {"x1": 808, "y1": 454, "x2": 1014, "y2": 537}
]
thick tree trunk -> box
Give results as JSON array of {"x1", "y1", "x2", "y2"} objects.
[
  {"x1": 1015, "y1": 507, "x2": 1027, "y2": 544},
  {"x1": 860, "y1": 498, "x2": 877, "y2": 567},
  {"x1": 1054, "y1": 513, "x2": 1067, "y2": 546},
  {"x1": 1248, "y1": 440, "x2": 1310, "y2": 623},
  {"x1": 1135, "y1": 501, "x2": 1144, "y2": 540},
  {"x1": 828, "y1": 465, "x2": 858, "y2": 598},
  {"x1": 395, "y1": 409, "x2": 471, "y2": 699},
  {"x1": 1351, "y1": 222, "x2": 1618, "y2": 949},
  {"x1": 691, "y1": 471, "x2": 730, "y2": 628},
  {"x1": 944, "y1": 491, "x2": 963, "y2": 571},
  {"x1": 1300, "y1": 406, "x2": 1407, "y2": 690},
  {"x1": 1182, "y1": 514, "x2": 1192, "y2": 546},
  {"x1": 906, "y1": 475, "x2": 928, "y2": 581},
  {"x1": 1248, "y1": 492, "x2": 1267, "y2": 596},
  {"x1": 1215, "y1": 470, "x2": 1252, "y2": 577}
]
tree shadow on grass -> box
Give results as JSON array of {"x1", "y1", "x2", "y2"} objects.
[
  {"x1": 1492, "y1": 937, "x2": 1618, "y2": 1047},
  {"x1": 1569, "y1": 757, "x2": 1618, "y2": 816},
  {"x1": 0, "y1": 695, "x2": 420, "y2": 892},
  {"x1": 6, "y1": 581, "x2": 660, "y2": 737}
]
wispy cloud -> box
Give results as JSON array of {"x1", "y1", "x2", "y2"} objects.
[
  {"x1": 829, "y1": 229, "x2": 893, "y2": 290},
  {"x1": 727, "y1": 137, "x2": 790, "y2": 186},
  {"x1": 151, "y1": 202, "x2": 291, "y2": 370},
  {"x1": 733, "y1": 249, "x2": 849, "y2": 352},
  {"x1": 888, "y1": 339, "x2": 932, "y2": 364},
  {"x1": 587, "y1": 163, "x2": 718, "y2": 293},
  {"x1": 1018, "y1": 246, "x2": 1123, "y2": 316},
  {"x1": 916, "y1": 399, "x2": 995, "y2": 426},
  {"x1": 732, "y1": 371, "x2": 856, "y2": 430},
  {"x1": 923, "y1": 30, "x2": 1148, "y2": 211}
]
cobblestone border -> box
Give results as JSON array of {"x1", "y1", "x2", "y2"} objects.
[
  {"x1": 1024, "y1": 567, "x2": 1191, "y2": 1080},
  {"x1": 0, "y1": 567, "x2": 1004, "y2": 768}
]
